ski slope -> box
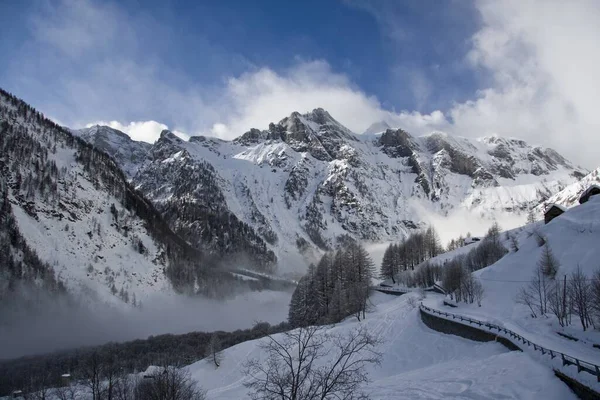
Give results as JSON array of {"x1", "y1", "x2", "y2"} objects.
[{"x1": 186, "y1": 293, "x2": 575, "y2": 399}]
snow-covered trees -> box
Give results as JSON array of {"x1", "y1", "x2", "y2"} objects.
[
  {"x1": 441, "y1": 260, "x2": 484, "y2": 305},
  {"x1": 379, "y1": 244, "x2": 397, "y2": 283},
  {"x1": 516, "y1": 243, "x2": 597, "y2": 331},
  {"x1": 379, "y1": 226, "x2": 443, "y2": 282},
  {"x1": 289, "y1": 242, "x2": 374, "y2": 326},
  {"x1": 413, "y1": 262, "x2": 442, "y2": 288},
  {"x1": 463, "y1": 224, "x2": 508, "y2": 272},
  {"x1": 243, "y1": 325, "x2": 381, "y2": 400}
]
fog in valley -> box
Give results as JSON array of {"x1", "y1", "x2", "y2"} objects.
[{"x1": 0, "y1": 288, "x2": 292, "y2": 360}]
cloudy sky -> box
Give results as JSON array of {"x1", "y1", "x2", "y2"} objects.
[{"x1": 1, "y1": 0, "x2": 599, "y2": 168}]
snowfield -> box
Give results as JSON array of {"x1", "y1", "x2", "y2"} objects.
[
  {"x1": 432, "y1": 196, "x2": 600, "y2": 360},
  {"x1": 401, "y1": 194, "x2": 600, "y2": 393},
  {"x1": 186, "y1": 293, "x2": 576, "y2": 399}
]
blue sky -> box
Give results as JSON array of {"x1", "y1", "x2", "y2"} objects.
[{"x1": 1, "y1": 0, "x2": 599, "y2": 168}]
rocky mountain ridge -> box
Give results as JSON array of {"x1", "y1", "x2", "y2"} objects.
[
  {"x1": 78, "y1": 108, "x2": 587, "y2": 271},
  {"x1": 0, "y1": 88, "x2": 263, "y2": 309}
]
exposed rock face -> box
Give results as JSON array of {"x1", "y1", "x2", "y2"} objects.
[
  {"x1": 78, "y1": 110, "x2": 587, "y2": 270},
  {"x1": 76, "y1": 125, "x2": 152, "y2": 178}
]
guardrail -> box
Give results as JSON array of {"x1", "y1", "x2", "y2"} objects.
[{"x1": 419, "y1": 303, "x2": 600, "y2": 382}]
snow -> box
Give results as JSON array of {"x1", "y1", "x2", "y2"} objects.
[
  {"x1": 8, "y1": 150, "x2": 170, "y2": 307},
  {"x1": 535, "y1": 167, "x2": 600, "y2": 212},
  {"x1": 83, "y1": 111, "x2": 586, "y2": 274},
  {"x1": 546, "y1": 203, "x2": 567, "y2": 212},
  {"x1": 187, "y1": 293, "x2": 576, "y2": 399},
  {"x1": 417, "y1": 196, "x2": 600, "y2": 390}
]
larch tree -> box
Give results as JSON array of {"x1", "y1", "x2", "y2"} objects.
[{"x1": 206, "y1": 333, "x2": 222, "y2": 368}]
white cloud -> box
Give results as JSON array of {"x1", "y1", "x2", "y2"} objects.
[
  {"x1": 446, "y1": 0, "x2": 600, "y2": 169},
  {"x1": 206, "y1": 60, "x2": 450, "y2": 139},
  {"x1": 86, "y1": 120, "x2": 189, "y2": 143},
  {"x1": 10, "y1": 0, "x2": 214, "y2": 138},
  {"x1": 210, "y1": 61, "x2": 393, "y2": 137},
  {"x1": 11, "y1": 0, "x2": 600, "y2": 169}
]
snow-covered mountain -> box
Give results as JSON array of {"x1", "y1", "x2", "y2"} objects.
[
  {"x1": 78, "y1": 108, "x2": 587, "y2": 271},
  {"x1": 76, "y1": 125, "x2": 152, "y2": 177},
  {"x1": 0, "y1": 88, "x2": 257, "y2": 309},
  {"x1": 534, "y1": 167, "x2": 600, "y2": 213}
]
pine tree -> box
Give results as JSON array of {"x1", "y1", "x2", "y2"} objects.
[
  {"x1": 538, "y1": 244, "x2": 559, "y2": 278},
  {"x1": 379, "y1": 244, "x2": 395, "y2": 283}
]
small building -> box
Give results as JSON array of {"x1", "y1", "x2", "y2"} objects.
[
  {"x1": 579, "y1": 184, "x2": 600, "y2": 204},
  {"x1": 12, "y1": 390, "x2": 23, "y2": 399},
  {"x1": 544, "y1": 204, "x2": 566, "y2": 224}
]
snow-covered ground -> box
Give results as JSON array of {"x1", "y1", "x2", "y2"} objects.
[
  {"x1": 413, "y1": 195, "x2": 600, "y2": 387},
  {"x1": 187, "y1": 292, "x2": 576, "y2": 399}
]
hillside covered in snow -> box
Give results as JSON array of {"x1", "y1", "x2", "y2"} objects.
[
  {"x1": 534, "y1": 167, "x2": 600, "y2": 213},
  {"x1": 0, "y1": 88, "x2": 271, "y2": 315},
  {"x1": 187, "y1": 292, "x2": 575, "y2": 399},
  {"x1": 414, "y1": 193, "x2": 600, "y2": 377},
  {"x1": 78, "y1": 108, "x2": 587, "y2": 272}
]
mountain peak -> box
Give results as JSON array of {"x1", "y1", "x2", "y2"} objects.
[
  {"x1": 306, "y1": 108, "x2": 333, "y2": 125},
  {"x1": 363, "y1": 121, "x2": 392, "y2": 135},
  {"x1": 159, "y1": 129, "x2": 181, "y2": 142}
]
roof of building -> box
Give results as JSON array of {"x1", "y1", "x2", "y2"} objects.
[
  {"x1": 581, "y1": 184, "x2": 600, "y2": 197},
  {"x1": 545, "y1": 203, "x2": 567, "y2": 213}
]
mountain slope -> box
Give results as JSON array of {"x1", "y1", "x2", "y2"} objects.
[
  {"x1": 534, "y1": 167, "x2": 600, "y2": 214},
  {"x1": 187, "y1": 293, "x2": 575, "y2": 399},
  {"x1": 76, "y1": 125, "x2": 152, "y2": 178},
  {"x1": 0, "y1": 88, "x2": 234, "y2": 307},
  {"x1": 421, "y1": 194, "x2": 600, "y2": 372},
  {"x1": 79, "y1": 110, "x2": 586, "y2": 272}
]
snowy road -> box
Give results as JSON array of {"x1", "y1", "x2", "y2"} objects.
[{"x1": 188, "y1": 293, "x2": 576, "y2": 399}]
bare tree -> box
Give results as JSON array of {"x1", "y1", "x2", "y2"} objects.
[
  {"x1": 569, "y1": 267, "x2": 593, "y2": 331},
  {"x1": 592, "y1": 269, "x2": 600, "y2": 324},
  {"x1": 516, "y1": 264, "x2": 552, "y2": 317},
  {"x1": 54, "y1": 385, "x2": 79, "y2": 400},
  {"x1": 205, "y1": 333, "x2": 222, "y2": 368},
  {"x1": 22, "y1": 374, "x2": 51, "y2": 400},
  {"x1": 134, "y1": 367, "x2": 206, "y2": 400},
  {"x1": 548, "y1": 276, "x2": 570, "y2": 327},
  {"x1": 113, "y1": 374, "x2": 138, "y2": 400},
  {"x1": 517, "y1": 285, "x2": 539, "y2": 318},
  {"x1": 83, "y1": 352, "x2": 103, "y2": 400},
  {"x1": 473, "y1": 279, "x2": 484, "y2": 307},
  {"x1": 441, "y1": 259, "x2": 465, "y2": 302},
  {"x1": 243, "y1": 325, "x2": 381, "y2": 400}
]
